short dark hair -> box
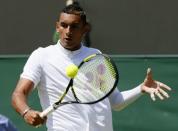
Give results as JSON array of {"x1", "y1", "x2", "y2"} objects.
[{"x1": 62, "y1": 3, "x2": 87, "y2": 24}]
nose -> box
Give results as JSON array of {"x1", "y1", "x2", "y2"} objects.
[{"x1": 66, "y1": 26, "x2": 72, "y2": 36}]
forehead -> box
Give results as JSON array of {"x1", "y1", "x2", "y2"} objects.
[{"x1": 59, "y1": 13, "x2": 82, "y2": 24}]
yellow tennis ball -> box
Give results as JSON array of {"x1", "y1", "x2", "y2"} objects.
[{"x1": 66, "y1": 64, "x2": 78, "y2": 78}]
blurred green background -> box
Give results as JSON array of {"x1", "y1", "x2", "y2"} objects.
[{"x1": 0, "y1": 55, "x2": 177, "y2": 131}]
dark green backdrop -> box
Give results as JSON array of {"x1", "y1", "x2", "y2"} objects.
[
  {"x1": 0, "y1": 55, "x2": 177, "y2": 131},
  {"x1": 1, "y1": 0, "x2": 178, "y2": 54}
]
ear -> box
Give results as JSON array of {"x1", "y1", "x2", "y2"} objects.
[
  {"x1": 83, "y1": 23, "x2": 91, "y2": 34},
  {"x1": 56, "y1": 22, "x2": 60, "y2": 33}
]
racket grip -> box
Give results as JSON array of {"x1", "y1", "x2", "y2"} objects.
[{"x1": 39, "y1": 105, "x2": 54, "y2": 118}]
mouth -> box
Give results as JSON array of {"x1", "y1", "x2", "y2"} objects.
[{"x1": 65, "y1": 37, "x2": 72, "y2": 41}]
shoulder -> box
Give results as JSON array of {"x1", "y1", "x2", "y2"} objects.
[
  {"x1": 33, "y1": 44, "x2": 56, "y2": 53},
  {"x1": 82, "y1": 46, "x2": 102, "y2": 54},
  {"x1": 30, "y1": 44, "x2": 57, "y2": 57}
]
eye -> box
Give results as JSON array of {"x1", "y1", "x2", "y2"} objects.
[
  {"x1": 60, "y1": 22, "x2": 68, "y2": 28},
  {"x1": 70, "y1": 24, "x2": 80, "y2": 29}
]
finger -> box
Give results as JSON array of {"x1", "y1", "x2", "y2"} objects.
[
  {"x1": 40, "y1": 116, "x2": 47, "y2": 124},
  {"x1": 150, "y1": 92, "x2": 156, "y2": 101},
  {"x1": 35, "y1": 124, "x2": 42, "y2": 128},
  {"x1": 146, "y1": 68, "x2": 152, "y2": 81},
  {"x1": 154, "y1": 91, "x2": 164, "y2": 100},
  {"x1": 158, "y1": 88, "x2": 170, "y2": 98},
  {"x1": 36, "y1": 113, "x2": 46, "y2": 124},
  {"x1": 29, "y1": 111, "x2": 45, "y2": 126},
  {"x1": 158, "y1": 83, "x2": 172, "y2": 91}
]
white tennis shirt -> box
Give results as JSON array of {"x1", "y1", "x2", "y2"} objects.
[
  {"x1": 21, "y1": 42, "x2": 115, "y2": 131},
  {"x1": 21, "y1": 41, "x2": 142, "y2": 131}
]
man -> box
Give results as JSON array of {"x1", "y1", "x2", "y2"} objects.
[{"x1": 11, "y1": 4, "x2": 171, "y2": 131}]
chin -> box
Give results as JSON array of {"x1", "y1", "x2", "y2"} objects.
[
  {"x1": 60, "y1": 41, "x2": 72, "y2": 49},
  {"x1": 60, "y1": 40, "x2": 80, "y2": 50}
]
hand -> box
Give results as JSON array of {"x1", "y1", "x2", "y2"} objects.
[
  {"x1": 23, "y1": 109, "x2": 47, "y2": 127},
  {"x1": 141, "y1": 68, "x2": 171, "y2": 101}
]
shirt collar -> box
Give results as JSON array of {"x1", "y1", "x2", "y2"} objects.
[{"x1": 56, "y1": 40, "x2": 83, "y2": 57}]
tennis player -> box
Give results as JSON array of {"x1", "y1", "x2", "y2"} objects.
[{"x1": 11, "y1": 4, "x2": 171, "y2": 131}]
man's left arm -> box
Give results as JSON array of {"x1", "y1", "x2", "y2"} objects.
[{"x1": 109, "y1": 68, "x2": 171, "y2": 111}]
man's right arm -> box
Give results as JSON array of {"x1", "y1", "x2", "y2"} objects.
[{"x1": 11, "y1": 78, "x2": 46, "y2": 127}]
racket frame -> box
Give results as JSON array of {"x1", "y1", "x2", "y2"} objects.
[{"x1": 40, "y1": 54, "x2": 119, "y2": 118}]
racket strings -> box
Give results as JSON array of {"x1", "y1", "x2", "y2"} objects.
[{"x1": 72, "y1": 55, "x2": 117, "y2": 103}]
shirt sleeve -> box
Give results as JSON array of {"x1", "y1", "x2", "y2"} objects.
[
  {"x1": 109, "y1": 85, "x2": 143, "y2": 111},
  {"x1": 20, "y1": 48, "x2": 43, "y2": 87}
]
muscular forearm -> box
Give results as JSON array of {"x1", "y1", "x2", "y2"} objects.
[
  {"x1": 11, "y1": 87, "x2": 46, "y2": 126},
  {"x1": 11, "y1": 90, "x2": 30, "y2": 116},
  {"x1": 11, "y1": 78, "x2": 46, "y2": 126},
  {"x1": 11, "y1": 78, "x2": 34, "y2": 116}
]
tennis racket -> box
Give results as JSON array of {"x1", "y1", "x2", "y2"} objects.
[{"x1": 39, "y1": 53, "x2": 119, "y2": 118}]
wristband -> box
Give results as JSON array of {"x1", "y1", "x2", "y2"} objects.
[{"x1": 22, "y1": 108, "x2": 31, "y2": 118}]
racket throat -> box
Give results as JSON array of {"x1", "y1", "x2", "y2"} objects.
[
  {"x1": 71, "y1": 87, "x2": 81, "y2": 103},
  {"x1": 53, "y1": 103, "x2": 59, "y2": 110},
  {"x1": 53, "y1": 80, "x2": 73, "y2": 109}
]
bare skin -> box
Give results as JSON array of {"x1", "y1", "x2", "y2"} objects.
[
  {"x1": 11, "y1": 78, "x2": 46, "y2": 126},
  {"x1": 56, "y1": 13, "x2": 89, "y2": 51},
  {"x1": 141, "y1": 68, "x2": 171, "y2": 101}
]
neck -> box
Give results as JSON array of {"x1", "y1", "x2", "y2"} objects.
[
  {"x1": 59, "y1": 41, "x2": 82, "y2": 51},
  {"x1": 64, "y1": 44, "x2": 82, "y2": 51}
]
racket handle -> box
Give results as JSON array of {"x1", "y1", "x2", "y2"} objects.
[{"x1": 39, "y1": 105, "x2": 54, "y2": 118}]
